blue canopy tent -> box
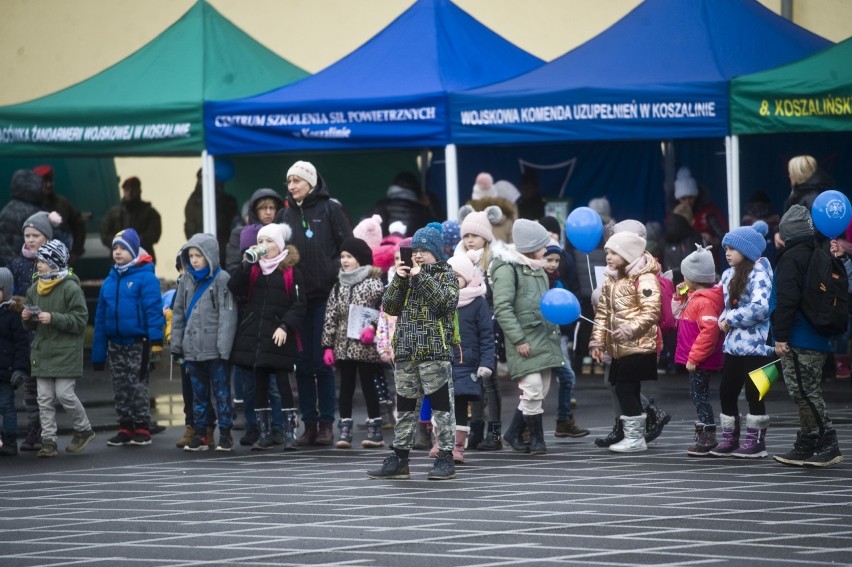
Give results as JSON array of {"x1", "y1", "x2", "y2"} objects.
[
  {"x1": 204, "y1": 0, "x2": 542, "y2": 217},
  {"x1": 449, "y1": 0, "x2": 830, "y2": 226}
]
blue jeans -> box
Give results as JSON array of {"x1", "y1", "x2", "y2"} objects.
[
  {"x1": 238, "y1": 365, "x2": 284, "y2": 431},
  {"x1": 186, "y1": 360, "x2": 233, "y2": 431},
  {"x1": 0, "y1": 379, "x2": 16, "y2": 435},
  {"x1": 295, "y1": 301, "x2": 336, "y2": 423},
  {"x1": 554, "y1": 363, "x2": 577, "y2": 422}
]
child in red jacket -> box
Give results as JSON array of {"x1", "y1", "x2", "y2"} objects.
[{"x1": 673, "y1": 244, "x2": 724, "y2": 456}]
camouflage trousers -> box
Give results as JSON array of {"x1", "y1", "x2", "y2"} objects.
[
  {"x1": 108, "y1": 341, "x2": 151, "y2": 426},
  {"x1": 185, "y1": 359, "x2": 233, "y2": 431},
  {"x1": 393, "y1": 360, "x2": 456, "y2": 452},
  {"x1": 781, "y1": 348, "x2": 833, "y2": 433}
]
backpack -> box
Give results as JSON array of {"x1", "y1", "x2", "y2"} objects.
[
  {"x1": 800, "y1": 244, "x2": 849, "y2": 336},
  {"x1": 634, "y1": 272, "x2": 676, "y2": 334}
]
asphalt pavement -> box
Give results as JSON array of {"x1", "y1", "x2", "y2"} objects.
[{"x1": 2, "y1": 356, "x2": 852, "y2": 566}]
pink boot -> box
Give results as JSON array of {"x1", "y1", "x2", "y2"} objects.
[{"x1": 452, "y1": 426, "x2": 470, "y2": 464}]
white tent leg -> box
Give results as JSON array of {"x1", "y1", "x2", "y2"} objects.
[
  {"x1": 725, "y1": 136, "x2": 740, "y2": 230},
  {"x1": 445, "y1": 143, "x2": 459, "y2": 220},
  {"x1": 201, "y1": 150, "x2": 218, "y2": 237}
]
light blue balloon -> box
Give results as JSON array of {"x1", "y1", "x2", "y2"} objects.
[
  {"x1": 812, "y1": 189, "x2": 851, "y2": 239},
  {"x1": 540, "y1": 288, "x2": 581, "y2": 325},
  {"x1": 565, "y1": 206, "x2": 604, "y2": 253}
]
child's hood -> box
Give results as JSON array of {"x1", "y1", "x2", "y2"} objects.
[
  {"x1": 693, "y1": 285, "x2": 724, "y2": 309},
  {"x1": 180, "y1": 233, "x2": 220, "y2": 272}
]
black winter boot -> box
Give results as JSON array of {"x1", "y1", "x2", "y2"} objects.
[
  {"x1": 502, "y1": 410, "x2": 530, "y2": 453},
  {"x1": 477, "y1": 421, "x2": 503, "y2": 451},
  {"x1": 282, "y1": 408, "x2": 299, "y2": 451},
  {"x1": 594, "y1": 417, "x2": 624, "y2": 448},
  {"x1": 467, "y1": 420, "x2": 484, "y2": 450},
  {"x1": 644, "y1": 399, "x2": 670, "y2": 443},
  {"x1": 252, "y1": 408, "x2": 274, "y2": 451},
  {"x1": 0, "y1": 432, "x2": 18, "y2": 456},
  {"x1": 524, "y1": 414, "x2": 547, "y2": 456},
  {"x1": 774, "y1": 430, "x2": 818, "y2": 466},
  {"x1": 804, "y1": 428, "x2": 844, "y2": 467},
  {"x1": 366, "y1": 450, "x2": 410, "y2": 480}
]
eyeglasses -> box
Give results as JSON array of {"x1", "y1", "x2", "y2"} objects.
[{"x1": 412, "y1": 249, "x2": 432, "y2": 257}]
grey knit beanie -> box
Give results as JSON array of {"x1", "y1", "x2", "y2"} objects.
[
  {"x1": 778, "y1": 204, "x2": 814, "y2": 243},
  {"x1": 512, "y1": 219, "x2": 551, "y2": 254},
  {"x1": 681, "y1": 244, "x2": 716, "y2": 284}
]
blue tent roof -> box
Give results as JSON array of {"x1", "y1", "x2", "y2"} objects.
[
  {"x1": 204, "y1": 0, "x2": 542, "y2": 155},
  {"x1": 449, "y1": 0, "x2": 830, "y2": 145}
]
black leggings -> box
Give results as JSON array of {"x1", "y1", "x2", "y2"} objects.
[
  {"x1": 719, "y1": 354, "x2": 769, "y2": 416},
  {"x1": 337, "y1": 360, "x2": 381, "y2": 419},
  {"x1": 454, "y1": 395, "x2": 477, "y2": 427},
  {"x1": 255, "y1": 367, "x2": 294, "y2": 409}
]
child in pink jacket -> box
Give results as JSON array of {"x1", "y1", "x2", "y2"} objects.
[{"x1": 673, "y1": 245, "x2": 724, "y2": 457}]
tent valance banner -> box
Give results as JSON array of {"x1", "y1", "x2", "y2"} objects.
[
  {"x1": 731, "y1": 36, "x2": 852, "y2": 135},
  {"x1": 204, "y1": 0, "x2": 542, "y2": 155},
  {"x1": 449, "y1": 0, "x2": 829, "y2": 145},
  {"x1": 0, "y1": 1, "x2": 308, "y2": 157}
]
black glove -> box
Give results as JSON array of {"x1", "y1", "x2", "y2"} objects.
[
  {"x1": 92, "y1": 363, "x2": 105, "y2": 372},
  {"x1": 10, "y1": 370, "x2": 27, "y2": 389}
]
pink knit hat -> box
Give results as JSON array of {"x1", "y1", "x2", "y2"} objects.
[
  {"x1": 353, "y1": 214, "x2": 383, "y2": 250},
  {"x1": 471, "y1": 172, "x2": 497, "y2": 200},
  {"x1": 459, "y1": 204, "x2": 503, "y2": 242}
]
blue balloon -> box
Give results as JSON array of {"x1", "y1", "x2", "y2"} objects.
[
  {"x1": 812, "y1": 190, "x2": 852, "y2": 239},
  {"x1": 214, "y1": 159, "x2": 236, "y2": 182},
  {"x1": 540, "y1": 288, "x2": 581, "y2": 325},
  {"x1": 565, "y1": 206, "x2": 604, "y2": 253}
]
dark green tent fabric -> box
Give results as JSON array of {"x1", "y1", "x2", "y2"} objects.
[
  {"x1": 731, "y1": 36, "x2": 849, "y2": 134},
  {"x1": 0, "y1": 1, "x2": 308, "y2": 156}
]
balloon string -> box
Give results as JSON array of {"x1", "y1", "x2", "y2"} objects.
[
  {"x1": 579, "y1": 315, "x2": 613, "y2": 333},
  {"x1": 586, "y1": 255, "x2": 594, "y2": 294}
]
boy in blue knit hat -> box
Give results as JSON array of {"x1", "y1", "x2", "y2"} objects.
[
  {"x1": 367, "y1": 222, "x2": 460, "y2": 480},
  {"x1": 92, "y1": 228, "x2": 165, "y2": 447}
]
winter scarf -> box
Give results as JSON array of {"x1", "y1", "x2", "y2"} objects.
[
  {"x1": 338, "y1": 265, "x2": 372, "y2": 286},
  {"x1": 259, "y1": 249, "x2": 289, "y2": 275}
]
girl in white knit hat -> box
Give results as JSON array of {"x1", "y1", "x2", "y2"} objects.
[{"x1": 589, "y1": 231, "x2": 662, "y2": 453}]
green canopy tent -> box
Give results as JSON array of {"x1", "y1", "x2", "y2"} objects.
[
  {"x1": 0, "y1": 0, "x2": 308, "y2": 235},
  {"x1": 731, "y1": 36, "x2": 852, "y2": 135}
]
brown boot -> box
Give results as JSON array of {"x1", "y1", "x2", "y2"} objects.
[
  {"x1": 298, "y1": 422, "x2": 318, "y2": 446},
  {"x1": 316, "y1": 421, "x2": 334, "y2": 445},
  {"x1": 554, "y1": 418, "x2": 590, "y2": 438},
  {"x1": 176, "y1": 425, "x2": 195, "y2": 448}
]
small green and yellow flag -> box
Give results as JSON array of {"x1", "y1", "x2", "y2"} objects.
[{"x1": 749, "y1": 359, "x2": 782, "y2": 401}]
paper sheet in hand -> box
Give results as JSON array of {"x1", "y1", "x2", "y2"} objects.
[{"x1": 347, "y1": 305, "x2": 380, "y2": 339}]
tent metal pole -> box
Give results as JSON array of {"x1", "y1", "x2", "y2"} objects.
[
  {"x1": 201, "y1": 150, "x2": 217, "y2": 237},
  {"x1": 445, "y1": 143, "x2": 459, "y2": 220},
  {"x1": 731, "y1": 135, "x2": 741, "y2": 230}
]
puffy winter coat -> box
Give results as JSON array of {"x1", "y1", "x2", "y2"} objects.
[
  {"x1": 275, "y1": 177, "x2": 351, "y2": 302},
  {"x1": 23, "y1": 273, "x2": 88, "y2": 378},
  {"x1": 321, "y1": 268, "x2": 383, "y2": 363},
  {"x1": 9, "y1": 255, "x2": 37, "y2": 296},
  {"x1": 228, "y1": 245, "x2": 306, "y2": 370},
  {"x1": 0, "y1": 298, "x2": 30, "y2": 379},
  {"x1": 100, "y1": 199, "x2": 162, "y2": 263},
  {"x1": 452, "y1": 294, "x2": 494, "y2": 398},
  {"x1": 719, "y1": 257, "x2": 774, "y2": 357},
  {"x1": 92, "y1": 254, "x2": 165, "y2": 365},
  {"x1": 770, "y1": 236, "x2": 833, "y2": 352},
  {"x1": 0, "y1": 170, "x2": 42, "y2": 262},
  {"x1": 383, "y1": 261, "x2": 458, "y2": 363},
  {"x1": 589, "y1": 251, "x2": 661, "y2": 359},
  {"x1": 170, "y1": 234, "x2": 238, "y2": 363},
  {"x1": 490, "y1": 245, "x2": 563, "y2": 380},
  {"x1": 674, "y1": 285, "x2": 724, "y2": 370}
]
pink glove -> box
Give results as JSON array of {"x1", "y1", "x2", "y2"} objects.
[
  {"x1": 360, "y1": 326, "x2": 376, "y2": 345},
  {"x1": 323, "y1": 348, "x2": 335, "y2": 366}
]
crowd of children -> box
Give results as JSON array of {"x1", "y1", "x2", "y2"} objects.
[{"x1": 0, "y1": 160, "x2": 845, "y2": 474}]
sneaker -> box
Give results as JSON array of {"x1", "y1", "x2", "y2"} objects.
[
  {"x1": 427, "y1": 451, "x2": 456, "y2": 480},
  {"x1": 774, "y1": 431, "x2": 818, "y2": 466},
  {"x1": 804, "y1": 429, "x2": 844, "y2": 467},
  {"x1": 206, "y1": 426, "x2": 216, "y2": 450},
  {"x1": 129, "y1": 428, "x2": 152, "y2": 446},
  {"x1": 65, "y1": 430, "x2": 96, "y2": 454},
  {"x1": 184, "y1": 435, "x2": 209, "y2": 452},
  {"x1": 366, "y1": 454, "x2": 410, "y2": 480},
  {"x1": 37, "y1": 439, "x2": 58, "y2": 458},
  {"x1": 107, "y1": 428, "x2": 134, "y2": 447},
  {"x1": 215, "y1": 435, "x2": 234, "y2": 452}
]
